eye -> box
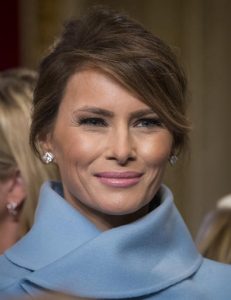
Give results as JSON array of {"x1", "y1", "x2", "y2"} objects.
[
  {"x1": 78, "y1": 117, "x2": 107, "y2": 127},
  {"x1": 135, "y1": 118, "x2": 163, "y2": 128}
]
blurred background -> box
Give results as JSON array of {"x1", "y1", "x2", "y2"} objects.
[{"x1": 1, "y1": 0, "x2": 230, "y2": 236}]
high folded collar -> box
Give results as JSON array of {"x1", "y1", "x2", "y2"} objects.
[{"x1": 7, "y1": 182, "x2": 203, "y2": 299}]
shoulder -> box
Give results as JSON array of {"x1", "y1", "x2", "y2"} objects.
[
  {"x1": 197, "y1": 257, "x2": 231, "y2": 279},
  {"x1": 153, "y1": 258, "x2": 231, "y2": 299},
  {"x1": 190, "y1": 258, "x2": 231, "y2": 298},
  {"x1": 0, "y1": 254, "x2": 31, "y2": 291}
]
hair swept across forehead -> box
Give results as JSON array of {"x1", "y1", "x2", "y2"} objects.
[{"x1": 30, "y1": 6, "x2": 190, "y2": 157}]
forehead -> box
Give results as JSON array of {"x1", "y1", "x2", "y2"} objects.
[{"x1": 60, "y1": 69, "x2": 153, "y2": 112}]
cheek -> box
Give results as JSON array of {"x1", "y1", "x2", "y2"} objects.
[
  {"x1": 140, "y1": 133, "x2": 173, "y2": 165},
  {"x1": 53, "y1": 130, "x2": 102, "y2": 166}
]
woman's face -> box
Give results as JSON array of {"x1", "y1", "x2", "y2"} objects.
[{"x1": 45, "y1": 69, "x2": 173, "y2": 226}]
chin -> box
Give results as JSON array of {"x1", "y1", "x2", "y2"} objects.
[{"x1": 98, "y1": 202, "x2": 145, "y2": 216}]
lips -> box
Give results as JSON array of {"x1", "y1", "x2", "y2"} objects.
[{"x1": 94, "y1": 172, "x2": 143, "y2": 188}]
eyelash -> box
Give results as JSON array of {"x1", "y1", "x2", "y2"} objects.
[
  {"x1": 135, "y1": 118, "x2": 163, "y2": 128},
  {"x1": 78, "y1": 117, "x2": 107, "y2": 127},
  {"x1": 76, "y1": 117, "x2": 163, "y2": 128}
]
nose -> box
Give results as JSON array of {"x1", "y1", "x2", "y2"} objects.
[{"x1": 105, "y1": 126, "x2": 136, "y2": 165}]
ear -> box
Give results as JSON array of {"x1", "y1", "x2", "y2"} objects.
[
  {"x1": 39, "y1": 131, "x2": 54, "y2": 154},
  {"x1": 5, "y1": 170, "x2": 27, "y2": 212}
]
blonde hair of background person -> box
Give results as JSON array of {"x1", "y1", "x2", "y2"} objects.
[
  {"x1": 0, "y1": 68, "x2": 59, "y2": 253},
  {"x1": 196, "y1": 194, "x2": 231, "y2": 264}
]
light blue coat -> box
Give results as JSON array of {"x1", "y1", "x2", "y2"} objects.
[{"x1": 0, "y1": 181, "x2": 231, "y2": 299}]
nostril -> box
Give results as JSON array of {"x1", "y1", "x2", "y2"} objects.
[
  {"x1": 117, "y1": 156, "x2": 136, "y2": 166},
  {"x1": 106, "y1": 154, "x2": 136, "y2": 165}
]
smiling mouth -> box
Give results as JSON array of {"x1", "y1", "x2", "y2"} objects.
[{"x1": 94, "y1": 172, "x2": 143, "y2": 188}]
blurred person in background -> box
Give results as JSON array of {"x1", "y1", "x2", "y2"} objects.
[
  {"x1": 0, "y1": 7, "x2": 231, "y2": 299},
  {"x1": 196, "y1": 194, "x2": 231, "y2": 264},
  {"x1": 0, "y1": 68, "x2": 59, "y2": 253}
]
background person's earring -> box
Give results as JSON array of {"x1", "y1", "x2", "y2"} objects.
[
  {"x1": 169, "y1": 155, "x2": 178, "y2": 166},
  {"x1": 42, "y1": 152, "x2": 54, "y2": 164},
  {"x1": 6, "y1": 201, "x2": 18, "y2": 216}
]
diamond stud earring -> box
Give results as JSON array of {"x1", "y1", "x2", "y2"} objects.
[
  {"x1": 42, "y1": 152, "x2": 54, "y2": 164},
  {"x1": 6, "y1": 201, "x2": 18, "y2": 216},
  {"x1": 169, "y1": 155, "x2": 178, "y2": 166}
]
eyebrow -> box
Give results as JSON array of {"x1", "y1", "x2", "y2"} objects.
[
  {"x1": 74, "y1": 106, "x2": 157, "y2": 118},
  {"x1": 75, "y1": 106, "x2": 114, "y2": 117},
  {"x1": 130, "y1": 109, "x2": 158, "y2": 119}
]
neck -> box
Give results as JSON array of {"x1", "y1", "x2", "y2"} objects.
[
  {"x1": 86, "y1": 205, "x2": 150, "y2": 231},
  {"x1": 65, "y1": 195, "x2": 151, "y2": 231},
  {"x1": 0, "y1": 216, "x2": 20, "y2": 254}
]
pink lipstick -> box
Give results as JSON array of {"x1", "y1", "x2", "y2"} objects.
[{"x1": 94, "y1": 172, "x2": 143, "y2": 188}]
